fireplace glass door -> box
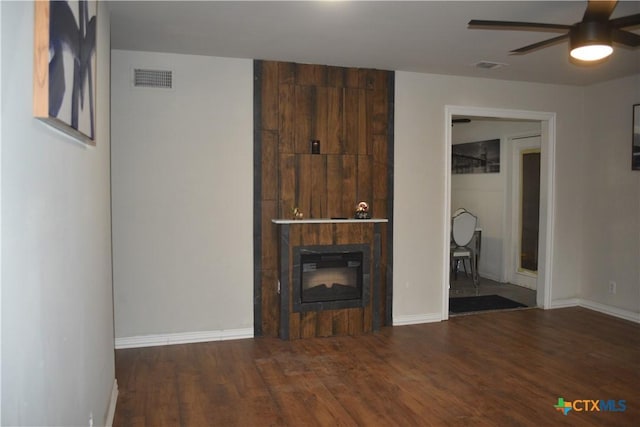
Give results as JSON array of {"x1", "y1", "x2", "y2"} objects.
[{"x1": 293, "y1": 244, "x2": 370, "y2": 312}]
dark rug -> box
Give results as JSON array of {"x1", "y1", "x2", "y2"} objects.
[{"x1": 449, "y1": 294, "x2": 527, "y2": 314}]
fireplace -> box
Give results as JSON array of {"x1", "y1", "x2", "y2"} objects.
[
  {"x1": 272, "y1": 219, "x2": 386, "y2": 339},
  {"x1": 292, "y1": 244, "x2": 370, "y2": 312}
]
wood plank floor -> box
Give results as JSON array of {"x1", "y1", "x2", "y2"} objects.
[{"x1": 113, "y1": 308, "x2": 639, "y2": 426}]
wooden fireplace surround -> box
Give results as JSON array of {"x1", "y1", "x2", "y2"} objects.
[
  {"x1": 253, "y1": 60, "x2": 394, "y2": 338},
  {"x1": 273, "y1": 219, "x2": 387, "y2": 339}
]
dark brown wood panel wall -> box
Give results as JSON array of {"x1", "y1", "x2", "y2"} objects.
[{"x1": 255, "y1": 60, "x2": 394, "y2": 337}]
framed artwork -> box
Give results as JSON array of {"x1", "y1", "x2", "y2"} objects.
[
  {"x1": 452, "y1": 138, "x2": 500, "y2": 174},
  {"x1": 33, "y1": 0, "x2": 97, "y2": 145},
  {"x1": 633, "y1": 104, "x2": 640, "y2": 171}
]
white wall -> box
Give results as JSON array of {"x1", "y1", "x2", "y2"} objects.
[
  {"x1": 581, "y1": 73, "x2": 640, "y2": 314},
  {"x1": 111, "y1": 50, "x2": 253, "y2": 340},
  {"x1": 0, "y1": 2, "x2": 3, "y2": 421},
  {"x1": 451, "y1": 120, "x2": 541, "y2": 281},
  {"x1": 110, "y1": 53, "x2": 637, "y2": 341},
  {"x1": 395, "y1": 72, "x2": 586, "y2": 319},
  {"x1": 1, "y1": 2, "x2": 114, "y2": 426}
]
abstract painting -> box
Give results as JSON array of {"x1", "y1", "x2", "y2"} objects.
[
  {"x1": 452, "y1": 139, "x2": 500, "y2": 174},
  {"x1": 33, "y1": 0, "x2": 97, "y2": 145},
  {"x1": 634, "y1": 104, "x2": 640, "y2": 171}
]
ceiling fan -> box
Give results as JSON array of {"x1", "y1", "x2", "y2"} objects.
[{"x1": 468, "y1": 0, "x2": 640, "y2": 61}]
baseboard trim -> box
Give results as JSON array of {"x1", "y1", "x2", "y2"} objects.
[
  {"x1": 548, "y1": 298, "x2": 579, "y2": 309},
  {"x1": 477, "y1": 271, "x2": 501, "y2": 282},
  {"x1": 393, "y1": 313, "x2": 442, "y2": 326},
  {"x1": 115, "y1": 327, "x2": 254, "y2": 349},
  {"x1": 105, "y1": 379, "x2": 118, "y2": 427},
  {"x1": 548, "y1": 298, "x2": 639, "y2": 323},
  {"x1": 578, "y1": 299, "x2": 640, "y2": 324}
]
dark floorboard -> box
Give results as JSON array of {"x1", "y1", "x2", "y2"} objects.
[{"x1": 114, "y1": 307, "x2": 640, "y2": 426}]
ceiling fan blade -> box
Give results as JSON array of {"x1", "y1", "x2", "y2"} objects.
[
  {"x1": 609, "y1": 13, "x2": 640, "y2": 28},
  {"x1": 612, "y1": 29, "x2": 640, "y2": 47},
  {"x1": 468, "y1": 19, "x2": 571, "y2": 32},
  {"x1": 510, "y1": 33, "x2": 570, "y2": 54},
  {"x1": 583, "y1": 0, "x2": 617, "y2": 22}
]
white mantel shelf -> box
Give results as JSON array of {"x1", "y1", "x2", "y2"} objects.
[{"x1": 272, "y1": 218, "x2": 388, "y2": 225}]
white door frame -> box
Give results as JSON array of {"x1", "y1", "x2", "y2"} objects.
[
  {"x1": 443, "y1": 106, "x2": 556, "y2": 320},
  {"x1": 0, "y1": 4, "x2": 4, "y2": 419}
]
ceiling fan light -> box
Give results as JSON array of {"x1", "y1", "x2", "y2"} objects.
[
  {"x1": 570, "y1": 44, "x2": 613, "y2": 61},
  {"x1": 569, "y1": 21, "x2": 613, "y2": 61}
]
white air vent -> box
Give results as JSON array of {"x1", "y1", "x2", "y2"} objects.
[
  {"x1": 473, "y1": 61, "x2": 508, "y2": 70},
  {"x1": 133, "y1": 68, "x2": 173, "y2": 89}
]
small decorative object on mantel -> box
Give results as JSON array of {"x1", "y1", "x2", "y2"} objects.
[
  {"x1": 354, "y1": 201, "x2": 370, "y2": 219},
  {"x1": 311, "y1": 139, "x2": 320, "y2": 155},
  {"x1": 291, "y1": 207, "x2": 304, "y2": 220}
]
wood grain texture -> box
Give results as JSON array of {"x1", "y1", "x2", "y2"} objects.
[
  {"x1": 278, "y1": 62, "x2": 295, "y2": 85},
  {"x1": 278, "y1": 84, "x2": 295, "y2": 154},
  {"x1": 258, "y1": 61, "x2": 392, "y2": 337},
  {"x1": 33, "y1": 0, "x2": 50, "y2": 118},
  {"x1": 261, "y1": 201, "x2": 278, "y2": 269},
  {"x1": 295, "y1": 155, "x2": 313, "y2": 218},
  {"x1": 257, "y1": 207, "x2": 274, "y2": 332},
  {"x1": 261, "y1": 131, "x2": 279, "y2": 200},
  {"x1": 370, "y1": 86, "x2": 388, "y2": 136},
  {"x1": 325, "y1": 156, "x2": 343, "y2": 218},
  {"x1": 296, "y1": 63, "x2": 327, "y2": 87},
  {"x1": 261, "y1": 61, "x2": 279, "y2": 131},
  {"x1": 114, "y1": 308, "x2": 640, "y2": 426},
  {"x1": 357, "y1": 155, "x2": 373, "y2": 206},
  {"x1": 279, "y1": 154, "x2": 296, "y2": 217},
  {"x1": 372, "y1": 135, "x2": 388, "y2": 197},
  {"x1": 340, "y1": 155, "x2": 357, "y2": 217},
  {"x1": 260, "y1": 269, "x2": 279, "y2": 337},
  {"x1": 327, "y1": 66, "x2": 345, "y2": 88},
  {"x1": 316, "y1": 310, "x2": 333, "y2": 337},
  {"x1": 345, "y1": 67, "x2": 366, "y2": 88},
  {"x1": 294, "y1": 85, "x2": 313, "y2": 154},
  {"x1": 310, "y1": 155, "x2": 327, "y2": 218},
  {"x1": 318, "y1": 223, "x2": 334, "y2": 246},
  {"x1": 313, "y1": 86, "x2": 328, "y2": 152},
  {"x1": 326, "y1": 87, "x2": 344, "y2": 154},
  {"x1": 344, "y1": 88, "x2": 364, "y2": 155},
  {"x1": 300, "y1": 312, "x2": 318, "y2": 339}
]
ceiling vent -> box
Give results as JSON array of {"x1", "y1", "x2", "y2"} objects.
[
  {"x1": 133, "y1": 68, "x2": 173, "y2": 89},
  {"x1": 473, "y1": 61, "x2": 508, "y2": 70}
]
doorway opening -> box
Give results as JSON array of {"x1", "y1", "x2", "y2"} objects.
[{"x1": 443, "y1": 106, "x2": 556, "y2": 319}]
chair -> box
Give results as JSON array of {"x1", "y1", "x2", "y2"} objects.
[
  {"x1": 452, "y1": 207, "x2": 467, "y2": 216},
  {"x1": 450, "y1": 210, "x2": 478, "y2": 286}
]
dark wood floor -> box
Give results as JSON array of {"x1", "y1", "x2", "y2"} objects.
[{"x1": 114, "y1": 308, "x2": 639, "y2": 426}]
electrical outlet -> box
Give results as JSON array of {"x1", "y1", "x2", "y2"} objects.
[{"x1": 608, "y1": 281, "x2": 616, "y2": 295}]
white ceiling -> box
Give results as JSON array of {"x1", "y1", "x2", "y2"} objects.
[{"x1": 109, "y1": 0, "x2": 640, "y2": 86}]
